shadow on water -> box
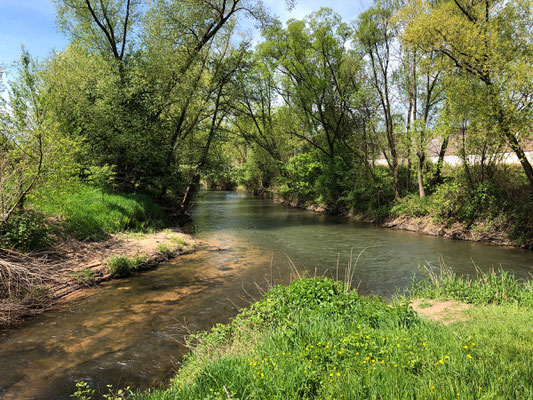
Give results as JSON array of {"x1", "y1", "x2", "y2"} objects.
[{"x1": 1, "y1": 190, "x2": 532, "y2": 399}]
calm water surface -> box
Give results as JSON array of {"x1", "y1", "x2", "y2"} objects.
[{"x1": 1, "y1": 191, "x2": 532, "y2": 399}]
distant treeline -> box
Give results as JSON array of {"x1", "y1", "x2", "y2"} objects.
[{"x1": 1, "y1": 0, "x2": 532, "y2": 244}]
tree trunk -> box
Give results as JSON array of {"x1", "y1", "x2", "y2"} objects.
[
  {"x1": 502, "y1": 124, "x2": 533, "y2": 194},
  {"x1": 417, "y1": 153, "x2": 426, "y2": 199},
  {"x1": 432, "y1": 136, "x2": 449, "y2": 186}
]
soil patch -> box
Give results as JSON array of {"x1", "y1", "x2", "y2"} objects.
[{"x1": 411, "y1": 299, "x2": 472, "y2": 325}]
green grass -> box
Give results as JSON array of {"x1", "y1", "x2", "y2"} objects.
[
  {"x1": 107, "y1": 254, "x2": 149, "y2": 277},
  {"x1": 156, "y1": 243, "x2": 175, "y2": 258},
  {"x1": 407, "y1": 266, "x2": 533, "y2": 307},
  {"x1": 30, "y1": 184, "x2": 165, "y2": 241},
  {"x1": 71, "y1": 268, "x2": 95, "y2": 286},
  {"x1": 128, "y1": 276, "x2": 532, "y2": 400}
]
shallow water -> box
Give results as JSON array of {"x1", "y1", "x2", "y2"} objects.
[{"x1": 1, "y1": 191, "x2": 532, "y2": 399}]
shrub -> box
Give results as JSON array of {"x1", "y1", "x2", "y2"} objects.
[
  {"x1": 0, "y1": 210, "x2": 50, "y2": 252},
  {"x1": 107, "y1": 256, "x2": 134, "y2": 277},
  {"x1": 106, "y1": 253, "x2": 149, "y2": 277},
  {"x1": 391, "y1": 193, "x2": 430, "y2": 218}
]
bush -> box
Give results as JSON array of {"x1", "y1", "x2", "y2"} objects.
[
  {"x1": 106, "y1": 253, "x2": 149, "y2": 277},
  {"x1": 107, "y1": 256, "x2": 134, "y2": 277},
  {"x1": 71, "y1": 268, "x2": 95, "y2": 286},
  {"x1": 0, "y1": 210, "x2": 50, "y2": 252},
  {"x1": 156, "y1": 243, "x2": 174, "y2": 258},
  {"x1": 391, "y1": 193, "x2": 430, "y2": 218}
]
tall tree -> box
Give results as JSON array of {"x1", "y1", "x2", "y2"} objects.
[
  {"x1": 401, "y1": 0, "x2": 533, "y2": 193},
  {"x1": 356, "y1": 0, "x2": 404, "y2": 198}
]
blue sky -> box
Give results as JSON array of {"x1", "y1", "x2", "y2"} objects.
[{"x1": 0, "y1": 0, "x2": 373, "y2": 68}]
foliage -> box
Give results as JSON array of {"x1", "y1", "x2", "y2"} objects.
[
  {"x1": 391, "y1": 166, "x2": 533, "y2": 241},
  {"x1": 106, "y1": 253, "x2": 148, "y2": 277},
  {"x1": 0, "y1": 49, "x2": 79, "y2": 227},
  {"x1": 169, "y1": 235, "x2": 195, "y2": 252},
  {"x1": 85, "y1": 164, "x2": 116, "y2": 198},
  {"x1": 70, "y1": 380, "x2": 132, "y2": 400},
  {"x1": 0, "y1": 210, "x2": 50, "y2": 252},
  {"x1": 71, "y1": 268, "x2": 95, "y2": 286},
  {"x1": 107, "y1": 256, "x2": 134, "y2": 277},
  {"x1": 156, "y1": 243, "x2": 174, "y2": 258},
  {"x1": 133, "y1": 277, "x2": 533, "y2": 399}
]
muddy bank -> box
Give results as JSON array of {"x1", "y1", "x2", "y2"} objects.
[
  {"x1": 274, "y1": 196, "x2": 532, "y2": 250},
  {"x1": 0, "y1": 229, "x2": 196, "y2": 328},
  {"x1": 383, "y1": 215, "x2": 533, "y2": 249}
]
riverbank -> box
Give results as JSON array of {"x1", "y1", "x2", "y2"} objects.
[
  {"x1": 0, "y1": 229, "x2": 196, "y2": 328},
  {"x1": 130, "y1": 271, "x2": 532, "y2": 400},
  {"x1": 274, "y1": 196, "x2": 533, "y2": 250}
]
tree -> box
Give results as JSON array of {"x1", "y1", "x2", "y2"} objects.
[
  {"x1": 262, "y1": 10, "x2": 363, "y2": 161},
  {"x1": 229, "y1": 51, "x2": 288, "y2": 176},
  {"x1": 356, "y1": 0, "x2": 404, "y2": 198},
  {"x1": 401, "y1": 0, "x2": 533, "y2": 193},
  {"x1": 1, "y1": 50, "x2": 77, "y2": 225},
  {"x1": 54, "y1": 0, "x2": 139, "y2": 63}
]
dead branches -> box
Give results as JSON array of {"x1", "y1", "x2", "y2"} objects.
[{"x1": 0, "y1": 248, "x2": 66, "y2": 325}]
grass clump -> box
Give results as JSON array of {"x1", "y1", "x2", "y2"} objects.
[
  {"x1": 408, "y1": 266, "x2": 533, "y2": 307},
  {"x1": 133, "y1": 276, "x2": 533, "y2": 400},
  {"x1": 71, "y1": 268, "x2": 95, "y2": 286},
  {"x1": 156, "y1": 236, "x2": 195, "y2": 259},
  {"x1": 106, "y1": 254, "x2": 149, "y2": 277},
  {"x1": 156, "y1": 243, "x2": 174, "y2": 258},
  {"x1": 169, "y1": 235, "x2": 195, "y2": 252},
  {"x1": 30, "y1": 184, "x2": 165, "y2": 241}
]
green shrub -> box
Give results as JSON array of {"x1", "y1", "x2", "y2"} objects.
[
  {"x1": 0, "y1": 210, "x2": 50, "y2": 252},
  {"x1": 106, "y1": 253, "x2": 149, "y2": 277},
  {"x1": 107, "y1": 256, "x2": 134, "y2": 277},
  {"x1": 71, "y1": 268, "x2": 95, "y2": 286},
  {"x1": 391, "y1": 193, "x2": 430, "y2": 218}
]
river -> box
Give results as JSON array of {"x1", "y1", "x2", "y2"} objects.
[{"x1": 1, "y1": 191, "x2": 532, "y2": 399}]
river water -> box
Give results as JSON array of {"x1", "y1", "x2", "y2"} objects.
[{"x1": 1, "y1": 191, "x2": 532, "y2": 399}]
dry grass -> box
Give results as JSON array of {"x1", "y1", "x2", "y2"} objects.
[{"x1": 0, "y1": 247, "x2": 68, "y2": 325}]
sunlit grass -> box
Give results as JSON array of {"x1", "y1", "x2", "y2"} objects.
[
  {"x1": 30, "y1": 184, "x2": 165, "y2": 241},
  {"x1": 131, "y1": 276, "x2": 533, "y2": 400}
]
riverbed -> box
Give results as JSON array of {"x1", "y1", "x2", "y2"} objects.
[{"x1": 1, "y1": 191, "x2": 532, "y2": 399}]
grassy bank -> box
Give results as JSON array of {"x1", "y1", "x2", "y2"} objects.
[
  {"x1": 1, "y1": 184, "x2": 167, "y2": 251},
  {"x1": 30, "y1": 184, "x2": 166, "y2": 242},
  {"x1": 128, "y1": 272, "x2": 532, "y2": 400},
  {"x1": 0, "y1": 183, "x2": 194, "y2": 326}
]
